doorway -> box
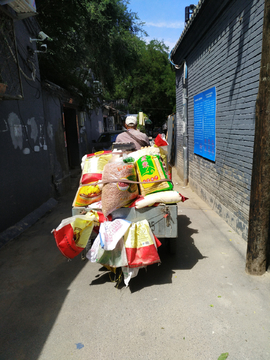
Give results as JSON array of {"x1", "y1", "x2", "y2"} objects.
[{"x1": 63, "y1": 107, "x2": 80, "y2": 168}]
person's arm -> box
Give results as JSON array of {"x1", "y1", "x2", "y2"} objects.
[{"x1": 144, "y1": 133, "x2": 150, "y2": 146}]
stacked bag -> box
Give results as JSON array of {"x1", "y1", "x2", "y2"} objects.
[
  {"x1": 52, "y1": 142, "x2": 187, "y2": 286},
  {"x1": 72, "y1": 151, "x2": 112, "y2": 207}
]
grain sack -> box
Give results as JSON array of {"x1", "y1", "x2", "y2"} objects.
[
  {"x1": 123, "y1": 219, "x2": 161, "y2": 268},
  {"x1": 72, "y1": 183, "x2": 102, "y2": 207},
  {"x1": 128, "y1": 146, "x2": 160, "y2": 162},
  {"x1": 135, "y1": 190, "x2": 187, "y2": 209},
  {"x1": 135, "y1": 155, "x2": 173, "y2": 196},
  {"x1": 102, "y1": 162, "x2": 139, "y2": 217},
  {"x1": 81, "y1": 151, "x2": 112, "y2": 184},
  {"x1": 52, "y1": 212, "x2": 98, "y2": 259}
]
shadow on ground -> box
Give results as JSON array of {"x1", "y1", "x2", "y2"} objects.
[
  {"x1": 90, "y1": 214, "x2": 206, "y2": 293},
  {"x1": 0, "y1": 175, "x2": 86, "y2": 360},
  {"x1": 0, "y1": 184, "x2": 205, "y2": 359}
]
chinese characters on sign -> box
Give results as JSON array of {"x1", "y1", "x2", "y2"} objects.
[{"x1": 194, "y1": 87, "x2": 216, "y2": 161}]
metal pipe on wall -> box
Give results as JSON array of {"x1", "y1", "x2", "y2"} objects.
[{"x1": 182, "y1": 61, "x2": 188, "y2": 186}]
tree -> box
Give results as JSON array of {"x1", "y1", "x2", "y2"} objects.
[
  {"x1": 35, "y1": 0, "x2": 145, "y2": 108},
  {"x1": 246, "y1": 0, "x2": 270, "y2": 275},
  {"x1": 107, "y1": 39, "x2": 176, "y2": 124}
]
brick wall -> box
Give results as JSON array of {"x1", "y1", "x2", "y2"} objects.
[{"x1": 175, "y1": 0, "x2": 264, "y2": 240}]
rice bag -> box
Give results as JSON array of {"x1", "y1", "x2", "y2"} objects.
[
  {"x1": 135, "y1": 190, "x2": 187, "y2": 209},
  {"x1": 81, "y1": 151, "x2": 112, "y2": 184},
  {"x1": 124, "y1": 219, "x2": 161, "y2": 268},
  {"x1": 52, "y1": 212, "x2": 98, "y2": 259},
  {"x1": 135, "y1": 155, "x2": 173, "y2": 196},
  {"x1": 128, "y1": 146, "x2": 160, "y2": 162},
  {"x1": 72, "y1": 183, "x2": 102, "y2": 207},
  {"x1": 101, "y1": 161, "x2": 139, "y2": 217}
]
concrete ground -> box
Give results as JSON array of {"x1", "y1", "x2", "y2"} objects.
[{"x1": 0, "y1": 169, "x2": 269, "y2": 360}]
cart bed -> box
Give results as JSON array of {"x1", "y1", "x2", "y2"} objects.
[{"x1": 72, "y1": 204, "x2": 178, "y2": 239}]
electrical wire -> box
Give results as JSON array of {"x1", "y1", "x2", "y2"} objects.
[
  {"x1": 1, "y1": 28, "x2": 37, "y2": 82},
  {"x1": 24, "y1": 77, "x2": 41, "y2": 99}
]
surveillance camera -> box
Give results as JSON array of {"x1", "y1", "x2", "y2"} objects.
[
  {"x1": 38, "y1": 31, "x2": 49, "y2": 41},
  {"x1": 30, "y1": 31, "x2": 52, "y2": 43},
  {"x1": 34, "y1": 43, "x2": 47, "y2": 54}
]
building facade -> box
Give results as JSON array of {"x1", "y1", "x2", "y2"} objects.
[
  {"x1": 0, "y1": 4, "x2": 104, "y2": 243},
  {"x1": 171, "y1": 0, "x2": 265, "y2": 241}
]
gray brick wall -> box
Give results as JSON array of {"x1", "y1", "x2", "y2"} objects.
[{"x1": 175, "y1": 0, "x2": 264, "y2": 240}]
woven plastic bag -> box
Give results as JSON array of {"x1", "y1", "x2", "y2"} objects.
[
  {"x1": 86, "y1": 219, "x2": 131, "y2": 268},
  {"x1": 101, "y1": 161, "x2": 139, "y2": 217},
  {"x1": 135, "y1": 155, "x2": 173, "y2": 196},
  {"x1": 72, "y1": 183, "x2": 102, "y2": 207},
  {"x1": 52, "y1": 212, "x2": 98, "y2": 259},
  {"x1": 124, "y1": 219, "x2": 161, "y2": 268},
  {"x1": 99, "y1": 219, "x2": 131, "y2": 250},
  {"x1": 81, "y1": 151, "x2": 112, "y2": 184},
  {"x1": 135, "y1": 191, "x2": 187, "y2": 209}
]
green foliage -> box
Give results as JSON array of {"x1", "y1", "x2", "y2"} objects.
[
  {"x1": 137, "y1": 124, "x2": 145, "y2": 133},
  {"x1": 35, "y1": 0, "x2": 145, "y2": 108},
  {"x1": 218, "y1": 353, "x2": 229, "y2": 360},
  {"x1": 35, "y1": 0, "x2": 175, "y2": 118},
  {"x1": 107, "y1": 39, "x2": 176, "y2": 125}
]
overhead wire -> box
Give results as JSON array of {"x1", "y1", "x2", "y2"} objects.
[{"x1": 1, "y1": 27, "x2": 37, "y2": 82}]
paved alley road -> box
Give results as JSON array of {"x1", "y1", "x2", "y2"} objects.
[{"x1": 0, "y1": 171, "x2": 269, "y2": 360}]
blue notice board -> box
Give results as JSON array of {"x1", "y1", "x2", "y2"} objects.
[{"x1": 194, "y1": 87, "x2": 216, "y2": 161}]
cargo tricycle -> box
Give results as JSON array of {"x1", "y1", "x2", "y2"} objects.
[{"x1": 72, "y1": 203, "x2": 178, "y2": 256}]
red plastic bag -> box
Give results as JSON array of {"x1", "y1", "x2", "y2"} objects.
[{"x1": 154, "y1": 133, "x2": 168, "y2": 146}]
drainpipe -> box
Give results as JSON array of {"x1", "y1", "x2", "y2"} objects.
[{"x1": 182, "y1": 61, "x2": 188, "y2": 186}]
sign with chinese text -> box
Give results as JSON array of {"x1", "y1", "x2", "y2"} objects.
[{"x1": 194, "y1": 87, "x2": 216, "y2": 161}]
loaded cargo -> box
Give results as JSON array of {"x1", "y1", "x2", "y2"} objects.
[{"x1": 52, "y1": 135, "x2": 187, "y2": 287}]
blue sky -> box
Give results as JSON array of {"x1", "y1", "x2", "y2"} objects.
[{"x1": 127, "y1": 0, "x2": 198, "y2": 50}]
